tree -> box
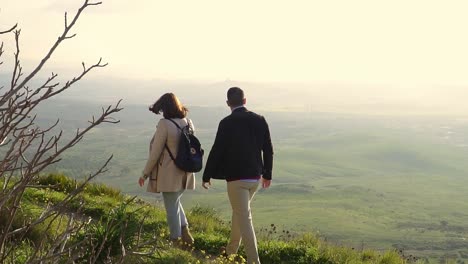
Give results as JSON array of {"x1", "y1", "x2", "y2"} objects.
[{"x1": 0, "y1": 1, "x2": 151, "y2": 262}]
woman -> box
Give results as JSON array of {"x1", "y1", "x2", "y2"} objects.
[{"x1": 138, "y1": 93, "x2": 195, "y2": 246}]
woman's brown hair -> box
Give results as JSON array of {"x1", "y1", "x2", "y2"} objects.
[{"x1": 149, "y1": 93, "x2": 188, "y2": 119}]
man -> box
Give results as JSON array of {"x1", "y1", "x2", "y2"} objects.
[{"x1": 202, "y1": 87, "x2": 274, "y2": 264}]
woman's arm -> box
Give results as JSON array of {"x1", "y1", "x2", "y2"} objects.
[{"x1": 142, "y1": 119, "x2": 168, "y2": 178}]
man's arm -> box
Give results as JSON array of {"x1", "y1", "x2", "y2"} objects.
[
  {"x1": 203, "y1": 121, "x2": 227, "y2": 185},
  {"x1": 262, "y1": 117, "x2": 273, "y2": 181}
]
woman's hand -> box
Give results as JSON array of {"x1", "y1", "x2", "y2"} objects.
[{"x1": 138, "y1": 177, "x2": 146, "y2": 187}]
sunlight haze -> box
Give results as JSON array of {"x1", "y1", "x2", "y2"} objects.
[
  {"x1": 1, "y1": 0, "x2": 468, "y2": 85},
  {"x1": 1, "y1": 1, "x2": 468, "y2": 115}
]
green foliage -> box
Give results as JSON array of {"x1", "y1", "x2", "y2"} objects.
[
  {"x1": 258, "y1": 240, "x2": 318, "y2": 264},
  {"x1": 4, "y1": 240, "x2": 34, "y2": 264},
  {"x1": 319, "y1": 246, "x2": 363, "y2": 264},
  {"x1": 360, "y1": 250, "x2": 380, "y2": 262},
  {"x1": 23, "y1": 187, "x2": 67, "y2": 205},
  {"x1": 188, "y1": 204, "x2": 229, "y2": 236},
  {"x1": 78, "y1": 193, "x2": 123, "y2": 218},
  {"x1": 193, "y1": 233, "x2": 228, "y2": 256},
  {"x1": 35, "y1": 173, "x2": 122, "y2": 199},
  {"x1": 379, "y1": 251, "x2": 406, "y2": 264},
  {"x1": 135, "y1": 205, "x2": 168, "y2": 236},
  {"x1": 1, "y1": 199, "x2": 67, "y2": 244},
  {"x1": 297, "y1": 232, "x2": 321, "y2": 248},
  {"x1": 36, "y1": 173, "x2": 77, "y2": 193},
  {"x1": 155, "y1": 248, "x2": 199, "y2": 263},
  {"x1": 84, "y1": 182, "x2": 122, "y2": 199},
  {"x1": 76, "y1": 199, "x2": 140, "y2": 262}
]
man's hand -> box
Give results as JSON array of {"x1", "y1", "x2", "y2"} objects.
[
  {"x1": 262, "y1": 178, "x2": 271, "y2": 189},
  {"x1": 138, "y1": 177, "x2": 145, "y2": 187},
  {"x1": 202, "y1": 181, "x2": 211, "y2": 189}
]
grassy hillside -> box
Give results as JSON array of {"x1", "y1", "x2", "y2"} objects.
[
  {"x1": 34, "y1": 100, "x2": 468, "y2": 262},
  {"x1": 2, "y1": 173, "x2": 417, "y2": 264}
]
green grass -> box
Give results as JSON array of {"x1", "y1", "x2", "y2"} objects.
[{"x1": 2, "y1": 173, "x2": 416, "y2": 264}]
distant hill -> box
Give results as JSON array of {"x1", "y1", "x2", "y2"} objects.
[{"x1": 2, "y1": 72, "x2": 466, "y2": 115}]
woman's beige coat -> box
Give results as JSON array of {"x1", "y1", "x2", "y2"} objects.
[{"x1": 143, "y1": 118, "x2": 195, "y2": 193}]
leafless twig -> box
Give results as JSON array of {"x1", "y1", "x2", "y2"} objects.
[{"x1": 0, "y1": 24, "x2": 18, "y2": 35}]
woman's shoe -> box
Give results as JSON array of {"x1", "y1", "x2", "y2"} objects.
[
  {"x1": 181, "y1": 225, "x2": 194, "y2": 246},
  {"x1": 170, "y1": 238, "x2": 185, "y2": 249}
]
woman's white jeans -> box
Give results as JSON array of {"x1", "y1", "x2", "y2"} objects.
[{"x1": 162, "y1": 190, "x2": 188, "y2": 239}]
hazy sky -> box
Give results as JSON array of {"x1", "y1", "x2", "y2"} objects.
[{"x1": 1, "y1": 0, "x2": 468, "y2": 85}]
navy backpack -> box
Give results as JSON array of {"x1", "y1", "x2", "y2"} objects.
[{"x1": 165, "y1": 119, "x2": 204, "y2": 172}]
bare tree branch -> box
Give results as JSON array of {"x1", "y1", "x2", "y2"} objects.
[
  {"x1": 0, "y1": 1, "x2": 103, "y2": 106},
  {"x1": 0, "y1": 24, "x2": 17, "y2": 35}
]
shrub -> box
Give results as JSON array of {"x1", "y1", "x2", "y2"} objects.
[
  {"x1": 361, "y1": 249, "x2": 379, "y2": 262},
  {"x1": 4, "y1": 240, "x2": 34, "y2": 264},
  {"x1": 76, "y1": 200, "x2": 140, "y2": 262},
  {"x1": 85, "y1": 182, "x2": 122, "y2": 199},
  {"x1": 188, "y1": 204, "x2": 229, "y2": 236},
  {"x1": 193, "y1": 233, "x2": 228, "y2": 255},
  {"x1": 379, "y1": 251, "x2": 405, "y2": 264},
  {"x1": 36, "y1": 173, "x2": 77, "y2": 193},
  {"x1": 156, "y1": 248, "x2": 199, "y2": 263},
  {"x1": 258, "y1": 240, "x2": 318, "y2": 264}
]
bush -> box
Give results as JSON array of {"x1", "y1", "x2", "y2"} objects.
[
  {"x1": 379, "y1": 251, "x2": 406, "y2": 264},
  {"x1": 1, "y1": 201, "x2": 64, "y2": 244},
  {"x1": 188, "y1": 204, "x2": 229, "y2": 236},
  {"x1": 193, "y1": 233, "x2": 228, "y2": 255},
  {"x1": 36, "y1": 173, "x2": 77, "y2": 193},
  {"x1": 85, "y1": 182, "x2": 122, "y2": 199},
  {"x1": 361, "y1": 249, "x2": 379, "y2": 262},
  {"x1": 258, "y1": 240, "x2": 318, "y2": 264},
  {"x1": 156, "y1": 248, "x2": 199, "y2": 263},
  {"x1": 4, "y1": 240, "x2": 34, "y2": 264},
  {"x1": 76, "y1": 200, "x2": 140, "y2": 262}
]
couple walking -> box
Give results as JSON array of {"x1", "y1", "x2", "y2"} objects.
[{"x1": 139, "y1": 87, "x2": 274, "y2": 264}]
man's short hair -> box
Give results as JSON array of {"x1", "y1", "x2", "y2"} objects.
[{"x1": 227, "y1": 87, "x2": 244, "y2": 106}]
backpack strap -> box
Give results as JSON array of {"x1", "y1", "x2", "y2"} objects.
[
  {"x1": 164, "y1": 118, "x2": 190, "y2": 161},
  {"x1": 164, "y1": 118, "x2": 180, "y2": 161},
  {"x1": 166, "y1": 118, "x2": 182, "y2": 131},
  {"x1": 165, "y1": 144, "x2": 176, "y2": 161}
]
